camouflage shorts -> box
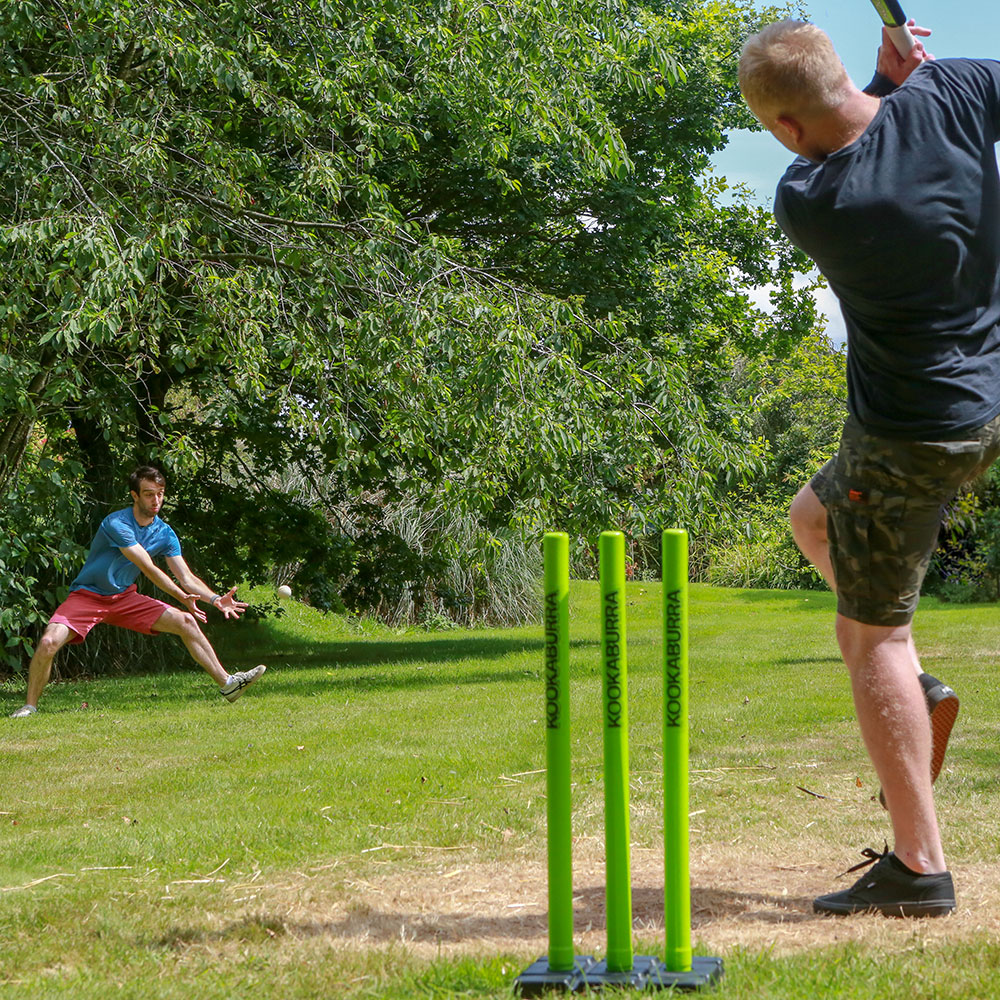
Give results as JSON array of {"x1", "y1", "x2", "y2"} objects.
[{"x1": 812, "y1": 414, "x2": 1000, "y2": 626}]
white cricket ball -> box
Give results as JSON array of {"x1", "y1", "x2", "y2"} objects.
[{"x1": 277, "y1": 585, "x2": 292, "y2": 598}]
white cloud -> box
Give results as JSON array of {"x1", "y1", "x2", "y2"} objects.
[
  {"x1": 814, "y1": 282, "x2": 846, "y2": 346},
  {"x1": 746, "y1": 272, "x2": 846, "y2": 347}
]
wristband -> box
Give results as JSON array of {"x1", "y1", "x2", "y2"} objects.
[
  {"x1": 210, "y1": 594, "x2": 222, "y2": 607},
  {"x1": 863, "y1": 70, "x2": 897, "y2": 98}
]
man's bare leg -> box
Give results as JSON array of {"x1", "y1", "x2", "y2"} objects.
[
  {"x1": 151, "y1": 607, "x2": 229, "y2": 685},
  {"x1": 790, "y1": 479, "x2": 959, "y2": 816},
  {"x1": 22, "y1": 623, "x2": 76, "y2": 708},
  {"x1": 813, "y1": 615, "x2": 955, "y2": 917},
  {"x1": 151, "y1": 607, "x2": 266, "y2": 701},
  {"x1": 836, "y1": 615, "x2": 945, "y2": 873},
  {"x1": 790, "y1": 483, "x2": 836, "y2": 589}
]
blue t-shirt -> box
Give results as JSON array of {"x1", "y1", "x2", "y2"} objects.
[
  {"x1": 69, "y1": 508, "x2": 182, "y2": 596},
  {"x1": 775, "y1": 58, "x2": 1000, "y2": 438}
]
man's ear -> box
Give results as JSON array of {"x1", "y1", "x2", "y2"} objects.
[{"x1": 775, "y1": 114, "x2": 804, "y2": 148}]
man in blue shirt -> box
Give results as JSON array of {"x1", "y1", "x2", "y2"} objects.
[
  {"x1": 11, "y1": 465, "x2": 265, "y2": 716},
  {"x1": 739, "y1": 19, "x2": 1000, "y2": 916}
]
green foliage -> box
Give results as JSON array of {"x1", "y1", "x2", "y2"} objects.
[
  {"x1": 364, "y1": 504, "x2": 541, "y2": 627},
  {"x1": 0, "y1": 0, "x2": 819, "y2": 667},
  {"x1": 239, "y1": 596, "x2": 287, "y2": 623},
  {"x1": 926, "y1": 466, "x2": 1000, "y2": 603},
  {"x1": 705, "y1": 330, "x2": 847, "y2": 589},
  {"x1": 705, "y1": 501, "x2": 822, "y2": 590},
  {"x1": 0, "y1": 447, "x2": 86, "y2": 672},
  {"x1": 740, "y1": 327, "x2": 849, "y2": 500}
]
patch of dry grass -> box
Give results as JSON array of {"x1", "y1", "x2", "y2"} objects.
[{"x1": 137, "y1": 839, "x2": 1000, "y2": 969}]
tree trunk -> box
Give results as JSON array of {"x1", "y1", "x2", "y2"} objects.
[
  {"x1": 0, "y1": 365, "x2": 51, "y2": 494},
  {"x1": 70, "y1": 409, "x2": 128, "y2": 531},
  {"x1": 135, "y1": 367, "x2": 174, "y2": 460}
]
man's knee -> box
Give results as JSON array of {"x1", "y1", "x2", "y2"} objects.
[
  {"x1": 836, "y1": 613, "x2": 911, "y2": 666},
  {"x1": 790, "y1": 484, "x2": 826, "y2": 536},
  {"x1": 175, "y1": 611, "x2": 203, "y2": 639},
  {"x1": 153, "y1": 609, "x2": 201, "y2": 638},
  {"x1": 35, "y1": 626, "x2": 71, "y2": 660},
  {"x1": 788, "y1": 485, "x2": 827, "y2": 549}
]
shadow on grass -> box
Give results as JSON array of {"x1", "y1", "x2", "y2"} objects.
[
  {"x1": 774, "y1": 656, "x2": 843, "y2": 667},
  {"x1": 234, "y1": 636, "x2": 593, "y2": 669},
  {"x1": 263, "y1": 665, "x2": 555, "y2": 698},
  {"x1": 728, "y1": 589, "x2": 1000, "y2": 616},
  {"x1": 14, "y1": 634, "x2": 599, "y2": 713},
  {"x1": 725, "y1": 590, "x2": 833, "y2": 613},
  {"x1": 151, "y1": 883, "x2": 818, "y2": 954},
  {"x1": 235, "y1": 634, "x2": 597, "y2": 698}
]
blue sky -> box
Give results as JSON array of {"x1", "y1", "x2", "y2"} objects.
[{"x1": 710, "y1": 2, "x2": 1000, "y2": 343}]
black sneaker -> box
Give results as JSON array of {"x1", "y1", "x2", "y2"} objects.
[
  {"x1": 814, "y1": 846, "x2": 956, "y2": 918},
  {"x1": 879, "y1": 673, "x2": 959, "y2": 809}
]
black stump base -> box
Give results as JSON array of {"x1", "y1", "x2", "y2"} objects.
[
  {"x1": 647, "y1": 955, "x2": 725, "y2": 991},
  {"x1": 513, "y1": 955, "x2": 595, "y2": 995},
  {"x1": 514, "y1": 954, "x2": 723, "y2": 993},
  {"x1": 580, "y1": 954, "x2": 661, "y2": 990}
]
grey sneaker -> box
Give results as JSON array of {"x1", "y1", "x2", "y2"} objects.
[
  {"x1": 220, "y1": 664, "x2": 266, "y2": 702},
  {"x1": 10, "y1": 705, "x2": 38, "y2": 718},
  {"x1": 879, "y1": 673, "x2": 959, "y2": 809},
  {"x1": 814, "y1": 845, "x2": 955, "y2": 918}
]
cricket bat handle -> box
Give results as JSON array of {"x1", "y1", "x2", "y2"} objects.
[
  {"x1": 886, "y1": 22, "x2": 916, "y2": 57},
  {"x1": 870, "y1": 1, "x2": 917, "y2": 57}
]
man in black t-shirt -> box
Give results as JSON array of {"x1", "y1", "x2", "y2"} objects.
[{"x1": 739, "y1": 20, "x2": 1000, "y2": 916}]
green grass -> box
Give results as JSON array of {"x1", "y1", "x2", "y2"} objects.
[{"x1": 2, "y1": 582, "x2": 1000, "y2": 997}]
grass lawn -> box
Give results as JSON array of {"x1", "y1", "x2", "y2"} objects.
[{"x1": 3, "y1": 582, "x2": 1000, "y2": 998}]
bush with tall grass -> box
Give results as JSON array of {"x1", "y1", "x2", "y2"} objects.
[
  {"x1": 277, "y1": 494, "x2": 540, "y2": 629},
  {"x1": 704, "y1": 502, "x2": 824, "y2": 591}
]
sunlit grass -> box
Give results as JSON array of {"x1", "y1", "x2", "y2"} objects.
[{"x1": 2, "y1": 582, "x2": 999, "y2": 997}]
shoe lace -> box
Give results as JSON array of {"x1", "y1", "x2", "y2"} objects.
[{"x1": 838, "y1": 842, "x2": 890, "y2": 878}]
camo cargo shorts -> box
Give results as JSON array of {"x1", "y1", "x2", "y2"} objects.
[{"x1": 812, "y1": 414, "x2": 1000, "y2": 627}]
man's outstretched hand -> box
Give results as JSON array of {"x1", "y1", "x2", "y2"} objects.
[
  {"x1": 181, "y1": 593, "x2": 208, "y2": 622},
  {"x1": 213, "y1": 587, "x2": 249, "y2": 620}
]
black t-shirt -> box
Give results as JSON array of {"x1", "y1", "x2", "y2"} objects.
[{"x1": 775, "y1": 58, "x2": 1000, "y2": 439}]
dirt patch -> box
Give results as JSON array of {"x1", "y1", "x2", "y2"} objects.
[{"x1": 216, "y1": 842, "x2": 1000, "y2": 960}]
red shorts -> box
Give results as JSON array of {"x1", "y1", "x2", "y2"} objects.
[{"x1": 50, "y1": 586, "x2": 173, "y2": 644}]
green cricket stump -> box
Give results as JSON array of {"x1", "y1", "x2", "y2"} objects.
[
  {"x1": 599, "y1": 531, "x2": 632, "y2": 971},
  {"x1": 580, "y1": 531, "x2": 657, "y2": 990},
  {"x1": 647, "y1": 529, "x2": 723, "y2": 991},
  {"x1": 514, "y1": 533, "x2": 594, "y2": 995}
]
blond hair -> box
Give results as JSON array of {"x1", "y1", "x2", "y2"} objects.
[{"x1": 739, "y1": 20, "x2": 851, "y2": 123}]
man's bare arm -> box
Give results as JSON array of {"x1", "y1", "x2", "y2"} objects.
[
  {"x1": 120, "y1": 545, "x2": 206, "y2": 622},
  {"x1": 166, "y1": 554, "x2": 248, "y2": 620},
  {"x1": 164, "y1": 554, "x2": 215, "y2": 600}
]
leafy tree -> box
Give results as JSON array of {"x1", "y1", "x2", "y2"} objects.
[
  {"x1": 705, "y1": 328, "x2": 848, "y2": 588},
  {"x1": 0, "y1": 0, "x2": 816, "y2": 673}
]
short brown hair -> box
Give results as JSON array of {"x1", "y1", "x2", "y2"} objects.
[
  {"x1": 739, "y1": 20, "x2": 851, "y2": 123},
  {"x1": 129, "y1": 465, "x2": 166, "y2": 494}
]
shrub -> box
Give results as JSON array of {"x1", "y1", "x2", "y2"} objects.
[
  {"x1": 704, "y1": 504, "x2": 824, "y2": 591},
  {"x1": 0, "y1": 453, "x2": 88, "y2": 675}
]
